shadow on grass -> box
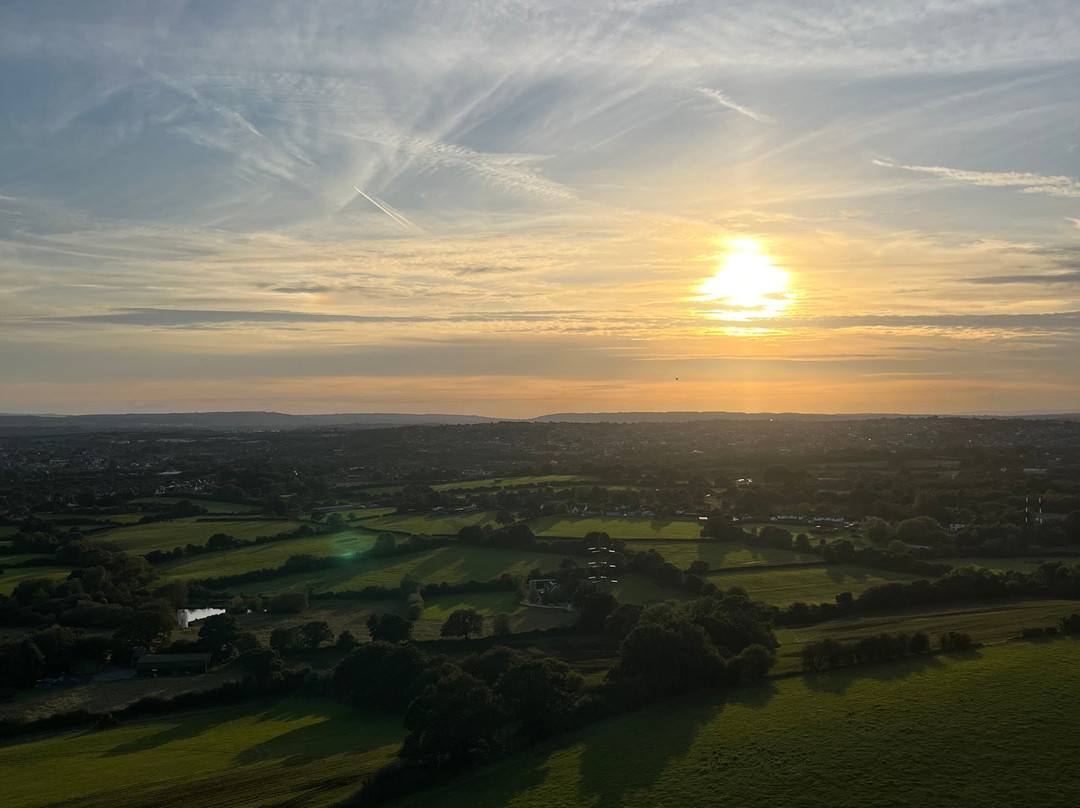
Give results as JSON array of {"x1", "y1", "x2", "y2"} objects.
[
  {"x1": 237, "y1": 706, "x2": 402, "y2": 765},
  {"x1": 574, "y1": 682, "x2": 777, "y2": 808},
  {"x1": 101, "y1": 709, "x2": 233, "y2": 757},
  {"x1": 802, "y1": 653, "x2": 949, "y2": 695}
]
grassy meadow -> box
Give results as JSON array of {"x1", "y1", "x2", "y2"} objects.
[
  {"x1": 945, "y1": 556, "x2": 1080, "y2": 574},
  {"x1": 430, "y1": 475, "x2": 590, "y2": 492},
  {"x1": 128, "y1": 497, "x2": 262, "y2": 514},
  {"x1": 773, "y1": 598, "x2": 1080, "y2": 673},
  {"x1": 529, "y1": 516, "x2": 704, "y2": 540},
  {"x1": 0, "y1": 698, "x2": 403, "y2": 808},
  {"x1": 0, "y1": 566, "x2": 72, "y2": 596},
  {"x1": 98, "y1": 518, "x2": 307, "y2": 554},
  {"x1": 157, "y1": 529, "x2": 381, "y2": 581},
  {"x1": 392, "y1": 640, "x2": 1080, "y2": 808},
  {"x1": 231, "y1": 545, "x2": 558, "y2": 595},
  {"x1": 358, "y1": 511, "x2": 501, "y2": 536},
  {"x1": 708, "y1": 564, "x2": 918, "y2": 606},
  {"x1": 627, "y1": 540, "x2": 820, "y2": 570}
]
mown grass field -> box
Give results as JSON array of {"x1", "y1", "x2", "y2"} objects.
[
  {"x1": 0, "y1": 565, "x2": 72, "y2": 595},
  {"x1": 739, "y1": 521, "x2": 866, "y2": 545},
  {"x1": 230, "y1": 596, "x2": 574, "y2": 649},
  {"x1": 431, "y1": 475, "x2": 590, "y2": 492},
  {"x1": 98, "y1": 518, "x2": 308, "y2": 554},
  {"x1": 358, "y1": 511, "x2": 501, "y2": 535},
  {"x1": 128, "y1": 497, "x2": 262, "y2": 514},
  {"x1": 157, "y1": 529, "x2": 381, "y2": 581},
  {"x1": 772, "y1": 598, "x2": 1080, "y2": 674},
  {"x1": 0, "y1": 697, "x2": 403, "y2": 808},
  {"x1": 945, "y1": 556, "x2": 1080, "y2": 573},
  {"x1": 0, "y1": 552, "x2": 57, "y2": 566},
  {"x1": 625, "y1": 540, "x2": 820, "y2": 570},
  {"x1": 708, "y1": 564, "x2": 918, "y2": 606},
  {"x1": 529, "y1": 516, "x2": 704, "y2": 540},
  {"x1": 393, "y1": 640, "x2": 1080, "y2": 808},
  {"x1": 234, "y1": 545, "x2": 559, "y2": 595}
]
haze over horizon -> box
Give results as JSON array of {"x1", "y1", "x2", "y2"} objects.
[{"x1": 3, "y1": 1, "x2": 1079, "y2": 418}]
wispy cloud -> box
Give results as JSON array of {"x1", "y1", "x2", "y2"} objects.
[
  {"x1": 874, "y1": 159, "x2": 1080, "y2": 197},
  {"x1": 963, "y1": 271, "x2": 1080, "y2": 285},
  {"x1": 693, "y1": 87, "x2": 775, "y2": 123}
]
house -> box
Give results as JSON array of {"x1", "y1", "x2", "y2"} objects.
[{"x1": 136, "y1": 653, "x2": 212, "y2": 677}]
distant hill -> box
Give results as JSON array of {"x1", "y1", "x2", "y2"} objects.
[
  {"x1": 0, "y1": 411, "x2": 504, "y2": 434},
  {"x1": 2, "y1": 409, "x2": 1078, "y2": 435},
  {"x1": 532, "y1": 411, "x2": 908, "y2": 422}
]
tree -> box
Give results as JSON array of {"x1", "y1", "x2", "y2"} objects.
[
  {"x1": 372, "y1": 532, "x2": 397, "y2": 556},
  {"x1": 864, "y1": 517, "x2": 893, "y2": 546},
  {"x1": 332, "y1": 641, "x2": 426, "y2": 712},
  {"x1": 491, "y1": 614, "x2": 512, "y2": 637},
  {"x1": 615, "y1": 614, "x2": 723, "y2": 696},
  {"x1": 267, "y1": 592, "x2": 308, "y2": 614},
  {"x1": 300, "y1": 620, "x2": 333, "y2": 649},
  {"x1": 403, "y1": 670, "x2": 504, "y2": 767},
  {"x1": 197, "y1": 614, "x2": 240, "y2": 662},
  {"x1": 495, "y1": 510, "x2": 516, "y2": 526},
  {"x1": 269, "y1": 625, "x2": 302, "y2": 653},
  {"x1": 206, "y1": 532, "x2": 235, "y2": 550},
  {"x1": 336, "y1": 630, "x2": 360, "y2": 651},
  {"x1": 888, "y1": 539, "x2": 910, "y2": 555},
  {"x1": 731, "y1": 643, "x2": 772, "y2": 683},
  {"x1": 495, "y1": 657, "x2": 583, "y2": 740},
  {"x1": 572, "y1": 582, "x2": 617, "y2": 633},
  {"x1": 116, "y1": 603, "x2": 175, "y2": 649},
  {"x1": 367, "y1": 613, "x2": 413, "y2": 644},
  {"x1": 441, "y1": 608, "x2": 485, "y2": 640},
  {"x1": 239, "y1": 648, "x2": 283, "y2": 688}
]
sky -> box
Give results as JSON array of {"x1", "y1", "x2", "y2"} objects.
[{"x1": 2, "y1": 0, "x2": 1079, "y2": 417}]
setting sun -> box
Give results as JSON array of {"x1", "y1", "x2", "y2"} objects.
[{"x1": 698, "y1": 239, "x2": 791, "y2": 320}]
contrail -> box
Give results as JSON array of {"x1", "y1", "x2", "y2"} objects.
[{"x1": 353, "y1": 186, "x2": 419, "y2": 231}]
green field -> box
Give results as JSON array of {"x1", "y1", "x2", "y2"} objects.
[
  {"x1": 231, "y1": 545, "x2": 558, "y2": 595},
  {"x1": 945, "y1": 556, "x2": 1080, "y2": 574},
  {"x1": 359, "y1": 511, "x2": 501, "y2": 536},
  {"x1": 431, "y1": 475, "x2": 590, "y2": 492},
  {"x1": 773, "y1": 598, "x2": 1080, "y2": 673},
  {"x1": 129, "y1": 497, "x2": 263, "y2": 514},
  {"x1": 709, "y1": 565, "x2": 918, "y2": 606},
  {"x1": 530, "y1": 517, "x2": 704, "y2": 540},
  {"x1": 0, "y1": 698, "x2": 403, "y2": 808},
  {"x1": 0, "y1": 566, "x2": 71, "y2": 595},
  {"x1": 158, "y1": 530, "x2": 381, "y2": 580},
  {"x1": 739, "y1": 521, "x2": 866, "y2": 545},
  {"x1": 97, "y1": 518, "x2": 307, "y2": 554},
  {"x1": 394, "y1": 640, "x2": 1080, "y2": 808},
  {"x1": 624, "y1": 540, "x2": 820, "y2": 570},
  {"x1": 0, "y1": 553, "x2": 57, "y2": 567}
]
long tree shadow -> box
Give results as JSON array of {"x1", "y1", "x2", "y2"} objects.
[
  {"x1": 101, "y1": 708, "x2": 237, "y2": 757},
  {"x1": 575, "y1": 682, "x2": 778, "y2": 808},
  {"x1": 237, "y1": 706, "x2": 403, "y2": 766},
  {"x1": 802, "y1": 653, "x2": 951, "y2": 695}
]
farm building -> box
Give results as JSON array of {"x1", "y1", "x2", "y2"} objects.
[{"x1": 136, "y1": 653, "x2": 211, "y2": 677}]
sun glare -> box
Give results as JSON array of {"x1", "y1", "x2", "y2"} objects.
[{"x1": 698, "y1": 239, "x2": 791, "y2": 320}]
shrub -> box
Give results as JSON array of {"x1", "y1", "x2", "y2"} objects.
[{"x1": 267, "y1": 592, "x2": 308, "y2": 615}]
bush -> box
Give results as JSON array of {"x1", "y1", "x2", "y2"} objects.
[
  {"x1": 939, "y1": 631, "x2": 973, "y2": 652},
  {"x1": 267, "y1": 592, "x2": 308, "y2": 615}
]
